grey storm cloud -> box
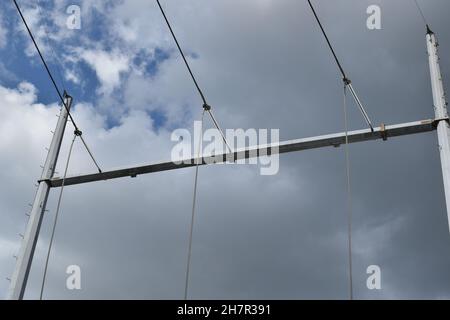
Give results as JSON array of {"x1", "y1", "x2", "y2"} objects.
[{"x1": 1, "y1": 0, "x2": 450, "y2": 299}]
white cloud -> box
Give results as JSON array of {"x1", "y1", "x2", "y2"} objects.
[
  {"x1": 78, "y1": 49, "x2": 130, "y2": 95},
  {"x1": 0, "y1": 12, "x2": 7, "y2": 48},
  {"x1": 64, "y1": 69, "x2": 80, "y2": 85},
  {"x1": 0, "y1": 81, "x2": 175, "y2": 298},
  {"x1": 17, "y1": 6, "x2": 50, "y2": 58}
]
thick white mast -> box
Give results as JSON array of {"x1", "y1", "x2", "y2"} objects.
[{"x1": 427, "y1": 26, "x2": 450, "y2": 231}]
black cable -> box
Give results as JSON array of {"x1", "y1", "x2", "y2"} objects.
[
  {"x1": 307, "y1": 0, "x2": 374, "y2": 131},
  {"x1": 156, "y1": 0, "x2": 233, "y2": 151},
  {"x1": 37, "y1": 0, "x2": 68, "y2": 93},
  {"x1": 13, "y1": 0, "x2": 102, "y2": 172},
  {"x1": 12, "y1": 0, "x2": 78, "y2": 130},
  {"x1": 307, "y1": 0, "x2": 347, "y2": 80},
  {"x1": 156, "y1": 0, "x2": 207, "y2": 106},
  {"x1": 413, "y1": 0, "x2": 428, "y2": 26}
]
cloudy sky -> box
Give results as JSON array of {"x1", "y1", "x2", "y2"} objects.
[{"x1": 1, "y1": 0, "x2": 450, "y2": 300}]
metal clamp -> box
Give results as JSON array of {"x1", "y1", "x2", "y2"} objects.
[{"x1": 380, "y1": 123, "x2": 388, "y2": 141}]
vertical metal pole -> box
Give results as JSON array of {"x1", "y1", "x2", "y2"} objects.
[
  {"x1": 427, "y1": 27, "x2": 450, "y2": 232},
  {"x1": 7, "y1": 94, "x2": 73, "y2": 300}
]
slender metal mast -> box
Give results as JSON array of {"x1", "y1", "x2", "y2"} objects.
[
  {"x1": 7, "y1": 94, "x2": 73, "y2": 300},
  {"x1": 427, "y1": 26, "x2": 450, "y2": 231}
]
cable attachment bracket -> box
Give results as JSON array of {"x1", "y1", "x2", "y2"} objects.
[
  {"x1": 203, "y1": 103, "x2": 211, "y2": 111},
  {"x1": 343, "y1": 77, "x2": 375, "y2": 133},
  {"x1": 74, "y1": 129, "x2": 82, "y2": 137},
  {"x1": 62, "y1": 90, "x2": 70, "y2": 99}
]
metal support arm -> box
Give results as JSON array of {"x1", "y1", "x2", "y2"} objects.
[{"x1": 46, "y1": 119, "x2": 442, "y2": 188}]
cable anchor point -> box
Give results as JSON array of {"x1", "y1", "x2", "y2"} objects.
[{"x1": 62, "y1": 90, "x2": 72, "y2": 100}]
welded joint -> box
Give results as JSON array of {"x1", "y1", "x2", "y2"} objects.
[
  {"x1": 36, "y1": 178, "x2": 51, "y2": 185},
  {"x1": 432, "y1": 117, "x2": 450, "y2": 128}
]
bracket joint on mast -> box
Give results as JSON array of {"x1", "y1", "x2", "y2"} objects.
[{"x1": 380, "y1": 123, "x2": 388, "y2": 141}]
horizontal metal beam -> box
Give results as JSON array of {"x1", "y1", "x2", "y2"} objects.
[{"x1": 46, "y1": 118, "x2": 444, "y2": 188}]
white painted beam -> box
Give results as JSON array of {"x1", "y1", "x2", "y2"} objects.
[
  {"x1": 8, "y1": 95, "x2": 73, "y2": 300},
  {"x1": 46, "y1": 118, "x2": 442, "y2": 188}
]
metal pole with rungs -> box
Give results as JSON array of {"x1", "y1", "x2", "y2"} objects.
[
  {"x1": 7, "y1": 94, "x2": 73, "y2": 300},
  {"x1": 427, "y1": 26, "x2": 450, "y2": 231}
]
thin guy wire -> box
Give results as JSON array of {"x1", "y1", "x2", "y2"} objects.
[
  {"x1": 156, "y1": 0, "x2": 232, "y2": 152},
  {"x1": 207, "y1": 109, "x2": 233, "y2": 153},
  {"x1": 307, "y1": 0, "x2": 374, "y2": 131},
  {"x1": 12, "y1": 0, "x2": 102, "y2": 172},
  {"x1": 12, "y1": 0, "x2": 77, "y2": 129},
  {"x1": 307, "y1": 0, "x2": 347, "y2": 79},
  {"x1": 413, "y1": 0, "x2": 428, "y2": 26},
  {"x1": 79, "y1": 135, "x2": 102, "y2": 173},
  {"x1": 39, "y1": 134, "x2": 77, "y2": 300},
  {"x1": 36, "y1": 0, "x2": 67, "y2": 92},
  {"x1": 184, "y1": 110, "x2": 205, "y2": 300},
  {"x1": 156, "y1": 0, "x2": 207, "y2": 105},
  {"x1": 347, "y1": 83, "x2": 374, "y2": 132},
  {"x1": 343, "y1": 85, "x2": 353, "y2": 300}
]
